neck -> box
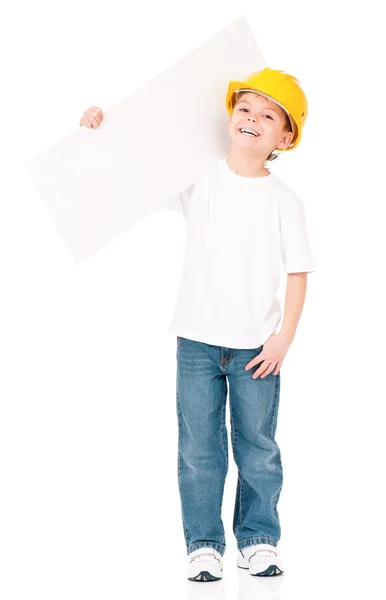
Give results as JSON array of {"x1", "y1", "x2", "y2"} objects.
[{"x1": 226, "y1": 144, "x2": 270, "y2": 177}]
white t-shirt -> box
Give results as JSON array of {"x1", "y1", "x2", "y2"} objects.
[{"x1": 164, "y1": 157, "x2": 317, "y2": 349}]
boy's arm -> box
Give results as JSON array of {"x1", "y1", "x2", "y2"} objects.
[
  {"x1": 278, "y1": 273, "x2": 307, "y2": 342},
  {"x1": 278, "y1": 191, "x2": 317, "y2": 342}
]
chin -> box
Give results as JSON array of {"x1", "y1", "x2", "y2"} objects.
[{"x1": 230, "y1": 130, "x2": 251, "y2": 146}]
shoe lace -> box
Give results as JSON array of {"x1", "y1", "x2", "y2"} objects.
[
  {"x1": 190, "y1": 551, "x2": 220, "y2": 563},
  {"x1": 249, "y1": 544, "x2": 279, "y2": 559}
]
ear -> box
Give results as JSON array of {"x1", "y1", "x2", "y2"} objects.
[{"x1": 276, "y1": 131, "x2": 293, "y2": 150}]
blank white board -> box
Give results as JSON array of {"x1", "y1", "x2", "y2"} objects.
[{"x1": 25, "y1": 16, "x2": 267, "y2": 264}]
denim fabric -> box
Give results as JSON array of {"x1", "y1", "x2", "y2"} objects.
[{"x1": 176, "y1": 336, "x2": 283, "y2": 556}]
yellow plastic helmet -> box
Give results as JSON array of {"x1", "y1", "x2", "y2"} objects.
[{"x1": 225, "y1": 68, "x2": 308, "y2": 151}]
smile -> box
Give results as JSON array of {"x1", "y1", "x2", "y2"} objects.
[{"x1": 238, "y1": 127, "x2": 260, "y2": 137}]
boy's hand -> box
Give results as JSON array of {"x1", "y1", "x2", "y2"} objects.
[
  {"x1": 244, "y1": 332, "x2": 292, "y2": 378},
  {"x1": 79, "y1": 106, "x2": 103, "y2": 128}
]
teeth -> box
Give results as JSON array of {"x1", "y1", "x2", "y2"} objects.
[{"x1": 240, "y1": 128, "x2": 259, "y2": 137}]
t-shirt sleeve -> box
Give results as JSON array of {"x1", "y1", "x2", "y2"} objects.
[
  {"x1": 158, "y1": 193, "x2": 184, "y2": 214},
  {"x1": 279, "y1": 192, "x2": 317, "y2": 273},
  {"x1": 157, "y1": 183, "x2": 195, "y2": 216}
]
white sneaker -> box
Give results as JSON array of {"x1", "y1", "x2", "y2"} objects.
[
  {"x1": 187, "y1": 547, "x2": 223, "y2": 581},
  {"x1": 237, "y1": 543, "x2": 284, "y2": 576}
]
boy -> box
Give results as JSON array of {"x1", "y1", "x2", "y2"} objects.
[{"x1": 80, "y1": 68, "x2": 317, "y2": 581}]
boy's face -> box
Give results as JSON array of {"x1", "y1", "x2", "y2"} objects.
[{"x1": 227, "y1": 92, "x2": 293, "y2": 157}]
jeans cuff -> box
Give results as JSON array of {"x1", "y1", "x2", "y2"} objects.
[
  {"x1": 187, "y1": 541, "x2": 226, "y2": 556},
  {"x1": 238, "y1": 536, "x2": 278, "y2": 550}
]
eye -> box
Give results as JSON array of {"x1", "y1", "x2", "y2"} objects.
[
  {"x1": 238, "y1": 107, "x2": 248, "y2": 112},
  {"x1": 264, "y1": 114, "x2": 273, "y2": 120}
]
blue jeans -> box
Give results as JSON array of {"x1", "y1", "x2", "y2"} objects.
[{"x1": 176, "y1": 336, "x2": 283, "y2": 556}]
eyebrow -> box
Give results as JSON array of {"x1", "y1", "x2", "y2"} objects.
[{"x1": 236, "y1": 99, "x2": 280, "y2": 115}]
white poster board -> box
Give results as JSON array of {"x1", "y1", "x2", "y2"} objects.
[{"x1": 25, "y1": 16, "x2": 267, "y2": 265}]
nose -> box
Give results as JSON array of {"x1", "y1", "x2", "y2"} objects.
[{"x1": 248, "y1": 116, "x2": 256, "y2": 122}]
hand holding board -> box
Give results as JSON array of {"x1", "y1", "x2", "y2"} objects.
[{"x1": 25, "y1": 16, "x2": 267, "y2": 264}]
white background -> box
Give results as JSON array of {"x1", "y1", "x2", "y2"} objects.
[{"x1": 1, "y1": 1, "x2": 385, "y2": 599}]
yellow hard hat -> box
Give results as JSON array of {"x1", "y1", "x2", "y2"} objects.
[{"x1": 225, "y1": 68, "x2": 308, "y2": 151}]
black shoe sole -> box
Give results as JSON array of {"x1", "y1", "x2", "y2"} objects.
[
  {"x1": 238, "y1": 564, "x2": 284, "y2": 576},
  {"x1": 188, "y1": 570, "x2": 222, "y2": 581}
]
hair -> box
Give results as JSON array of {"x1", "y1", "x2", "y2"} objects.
[{"x1": 233, "y1": 90, "x2": 294, "y2": 163}]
